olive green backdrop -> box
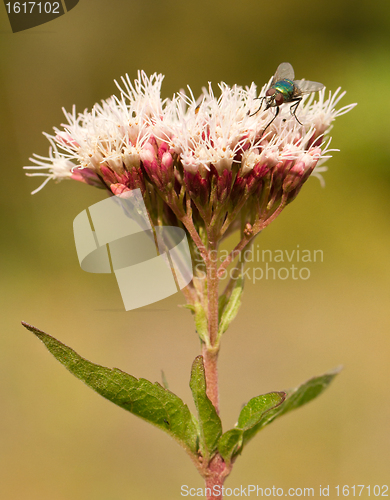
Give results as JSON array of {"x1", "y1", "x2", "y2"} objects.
[{"x1": 1, "y1": 0, "x2": 389, "y2": 498}]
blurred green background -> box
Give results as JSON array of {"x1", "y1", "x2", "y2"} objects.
[{"x1": 1, "y1": 0, "x2": 389, "y2": 498}]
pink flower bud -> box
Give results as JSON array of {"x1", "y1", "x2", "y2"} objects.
[
  {"x1": 140, "y1": 146, "x2": 156, "y2": 169},
  {"x1": 161, "y1": 152, "x2": 173, "y2": 170},
  {"x1": 71, "y1": 167, "x2": 105, "y2": 189},
  {"x1": 282, "y1": 157, "x2": 316, "y2": 194},
  {"x1": 110, "y1": 183, "x2": 131, "y2": 196},
  {"x1": 100, "y1": 164, "x2": 117, "y2": 185},
  {"x1": 158, "y1": 141, "x2": 169, "y2": 160}
]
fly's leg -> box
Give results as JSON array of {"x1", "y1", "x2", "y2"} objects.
[
  {"x1": 289, "y1": 98, "x2": 303, "y2": 125},
  {"x1": 260, "y1": 106, "x2": 279, "y2": 138},
  {"x1": 249, "y1": 96, "x2": 265, "y2": 117}
]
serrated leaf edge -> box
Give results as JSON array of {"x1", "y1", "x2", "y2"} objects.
[{"x1": 22, "y1": 321, "x2": 200, "y2": 457}]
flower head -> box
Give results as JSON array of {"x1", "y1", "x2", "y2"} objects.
[{"x1": 25, "y1": 70, "x2": 355, "y2": 241}]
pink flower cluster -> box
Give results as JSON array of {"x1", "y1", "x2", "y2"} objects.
[{"x1": 25, "y1": 71, "x2": 355, "y2": 234}]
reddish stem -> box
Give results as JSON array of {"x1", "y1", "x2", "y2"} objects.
[
  {"x1": 204, "y1": 454, "x2": 231, "y2": 500},
  {"x1": 202, "y1": 343, "x2": 219, "y2": 413},
  {"x1": 207, "y1": 240, "x2": 219, "y2": 347}
]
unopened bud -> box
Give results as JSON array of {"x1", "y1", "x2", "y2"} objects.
[
  {"x1": 71, "y1": 167, "x2": 105, "y2": 189},
  {"x1": 110, "y1": 183, "x2": 131, "y2": 196},
  {"x1": 244, "y1": 223, "x2": 253, "y2": 237},
  {"x1": 161, "y1": 151, "x2": 173, "y2": 170},
  {"x1": 282, "y1": 152, "x2": 317, "y2": 193},
  {"x1": 100, "y1": 164, "x2": 117, "y2": 185},
  {"x1": 158, "y1": 141, "x2": 169, "y2": 160},
  {"x1": 282, "y1": 162, "x2": 306, "y2": 193},
  {"x1": 140, "y1": 143, "x2": 156, "y2": 168}
]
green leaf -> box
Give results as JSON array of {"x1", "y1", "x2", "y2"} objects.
[
  {"x1": 237, "y1": 392, "x2": 286, "y2": 430},
  {"x1": 217, "y1": 392, "x2": 284, "y2": 464},
  {"x1": 182, "y1": 303, "x2": 210, "y2": 347},
  {"x1": 190, "y1": 355, "x2": 222, "y2": 460},
  {"x1": 242, "y1": 367, "x2": 342, "y2": 447},
  {"x1": 217, "y1": 428, "x2": 243, "y2": 464},
  {"x1": 22, "y1": 322, "x2": 199, "y2": 456},
  {"x1": 218, "y1": 294, "x2": 228, "y2": 320},
  {"x1": 218, "y1": 367, "x2": 341, "y2": 463},
  {"x1": 217, "y1": 275, "x2": 244, "y2": 339},
  {"x1": 193, "y1": 303, "x2": 210, "y2": 346}
]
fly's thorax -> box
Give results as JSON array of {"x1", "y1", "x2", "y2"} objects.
[{"x1": 271, "y1": 79, "x2": 295, "y2": 102}]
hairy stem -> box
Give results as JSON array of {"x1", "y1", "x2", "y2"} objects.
[
  {"x1": 182, "y1": 214, "x2": 209, "y2": 267},
  {"x1": 203, "y1": 229, "x2": 221, "y2": 411},
  {"x1": 207, "y1": 240, "x2": 219, "y2": 348},
  {"x1": 202, "y1": 343, "x2": 219, "y2": 413},
  {"x1": 204, "y1": 454, "x2": 231, "y2": 500}
]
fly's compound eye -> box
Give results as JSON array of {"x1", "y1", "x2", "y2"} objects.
[
  {"x1": 266, "y1": 88, "x2": 276, "y2": 97},
  {"x1": 274, "y1": 93, "x2": 284, "y2": 106}
]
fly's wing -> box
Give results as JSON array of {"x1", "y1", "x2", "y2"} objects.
[
  {"x1": 293, "y1": 79, "x2": 324, "y2": 94},
  {"x1": 271, "y1": 62, "x2": 295, "y2": 85}
]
